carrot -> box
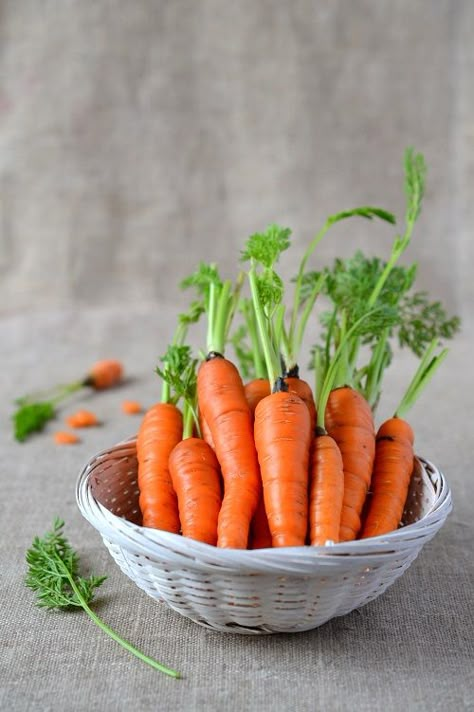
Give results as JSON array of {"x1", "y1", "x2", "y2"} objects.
[
  {"x1": 54, "y1": 431, "x2": 80, "y2": 445},
  {"x1": 85, "y1": 359, "x2": 123, "y2": 390},
  {"x1": 121, "y1": 400, "x2": 142, "y2": 415},
  {"x1": 254, "y1": 385, "x2": 311, "y2": 546},
  {"x1": 198, "y1": 353, "x2": 260, "y2": 549},
  {"x1": 12, "y1": 358, "x2": 124, "y2": 442},
  {"x1": 285, "y1": 373, "x2": 317, "y2": 433},
  {"x1": 199, "y1": 413, "x2": 215, "y2": 450},
  {"x1": 244, "y1": 230, "x2": 312, "y2": 547},
  {"x1": 309, "y1": 431, "x2": 344, "y2": 545},
  {"x1": 244, "y1": 378, "x2": 270, "y2": 417},
  {"x1": 325, "y1": 386, "x2": 375, "y2": 541},
  {"x1": 137, "y1": 402, "x2": 182, "y2": 531},
  {"x1": 66, "y1": 409, "x2": 99, "y2": 428},
  {"x1": 361, "y1": 340, "x2": 448, "y2": 539},
  {"x1": 169, "y1": 437, "x2": 222, "y2": 545},
  {"x1": 360, "y1": 418, "x2": 414, "y2": 539},
  {"x1": 249, "y1": 493, "x2": 272, "y2": 549}
]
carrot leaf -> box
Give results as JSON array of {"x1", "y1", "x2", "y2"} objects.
[
  {"x1": 26, "y1": 519, "x2": 180, "y2": 678},
  {"x1": 240, "y1": 225, "x2": 291, "y2": 268},
  {"x1": 13, "y1": 401, "x2": 56, "y2": 442}
]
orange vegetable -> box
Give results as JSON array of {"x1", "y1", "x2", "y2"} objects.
[
  {"x1": 85, "y1": 359, "x2": 123, "y2": 390},
  {"x1": 199, "y1": 413, "x2": 215, "y2": 450},
  {"x1": 121, "y1": 400, "x2": 142, "y2": 415},
  {"x1": 325, "y1": 386, "x2": 375, "y2": 541},
  {"x1": 360, "y1": 417, "x2": 414, "y2": 539},
  {"x1": 309, "y1": 430, "x2": 344, "y2": 545},
  {"x1": 197, "y1": 354, "x2": 261, "y2": 549},
  {"x1": 54, "y1": 431, "x2": 80, "y2": 445},
  {"x1": 169, "y1": 437, "x2": 222, "y2": 545},
  {"x1": 66, "y1": 409, "x2": 99, "y2": 428},
  {"x1": 285, "y1": 376, "x2": 317, "y2": 433},
  {"x1": 244, "y1": 378, "x2": 270, "y2": 418},
  {"x1": 136, "y1": 403, "x2": 182, "y2": 532},
  {"x1": 254, "y1": 389, "x2": 312, "y2": 547},
  {"x1": 249, "y1": 494, "x2": 272, "y2": 549}
]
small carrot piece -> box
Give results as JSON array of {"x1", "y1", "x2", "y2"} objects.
[
  {"x1": 325, "y1": 386, "x2": 376, "y2": 541},
  {"x1": 360, "y1": 417, "x2": 414, "y2": 539},
  {"x1": 85, "y1": 359, "x2": 123, "y2": 390},
  {"x1": 244, "y1": 378, "x2": 270, "y2": 418},
  {"x1": 121, "y1": 400, "x2": 142, "y2": 415},
  {"x1": 169, "y1": 438, "x2": 222, "y2": 545},
  {"x1": 309, "y1": 431, "x2": 344, "y2": 545},
  {"x1": 254, "y1": 389, "x2": 312, "y2": 547},
  {"x1": 66, "y1": 409, "x2": 99, "y2": 428},
  {"x1": 136, "y1": 403, "x2": 182, "y2": 532},
  {"x1": 197, "y1": 354, "x2": 261, "y2": 549},
  {"x1": 54, "y1": 431, "x2": 80, "y2": 445}
]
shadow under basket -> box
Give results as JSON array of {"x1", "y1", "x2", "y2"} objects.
[{"x1": 76, "y1": 438, "x2": 452, "y2": 634}]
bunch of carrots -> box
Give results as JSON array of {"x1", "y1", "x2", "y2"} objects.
[{"x1": 135, "y1": 149, "x2": 459, "y2": 548}]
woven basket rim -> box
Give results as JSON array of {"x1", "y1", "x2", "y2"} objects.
[{"x1": 76, "y1": 437, "x2": 452, "y2": 575}]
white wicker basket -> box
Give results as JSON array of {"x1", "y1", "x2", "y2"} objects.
[{"x1": 76, "y1": 438, "x2": 452, "y2": 634}]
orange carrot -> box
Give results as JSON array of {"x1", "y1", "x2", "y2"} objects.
[
  {"x1": 169, "y1": 437, "x2": 222, "y2": 545},
  {"x1": 285, "y1": 375, "x2": 317, "y2": 432},
  {"x1": 66, "y1": 409, "x2": 99, "y2": 428},
  {"x1": 254, "y1": 387, "x2": 312, "y2": 547},
  {"x1": 197, "y1": 354, "x2": 261, "y2": 549},
  {"x1": 86, "y1": 359, "x2": 123, "y2": 390},
  {"x1": 199, "y1": 413, "x2": 215, "y2": 450},
  {"x1": 249, "y1": 493, "x2": 273, "y2": 549},
  {"x1": 360, "y1": 340, "x2": 448, "y2": 539},
  {"x1": 360, "y1": 417, "x2": 414, "y2": 539},
  {"x1": 121, "y1": 400, "x2": 143, "y2": 415},
  {"x1": 244, "y1": 378, "x2": 270, "y2": 417},
  {"x1": 325, "y1": 386, "x2": 375, "y2": 541},
  {"x1": 309, "y1": 430, "x2": 344, "y2": 545},
  {"x1": 136, "y1": 403, "x2": 182, "y2": 532},
  {"x1": 54, "y1": 431, "x2": 80, "y2": 445}
]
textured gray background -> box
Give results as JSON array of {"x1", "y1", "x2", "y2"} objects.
[{"x1": 1, "y1": 2, "x2": 473, "y2": 711}]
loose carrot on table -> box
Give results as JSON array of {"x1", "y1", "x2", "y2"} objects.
[
  {"x1": 360, "y1": 340, "x2": 448, "y2": 539},
  {"x1": 121, "y1": 400, "x2": 143, "y2": 415},
  {"x1": 245, "y1": 226, "x2": 312, "y2": 548},
  {"x1": 66, "y1": 409, "x2": 99, "y2": 428},
  {"x1": 54, "y1": 431, "x2": 80, "y2": 445},
  {"x1": 13, "y1": 358, "x2": 124, "y2": 442}
]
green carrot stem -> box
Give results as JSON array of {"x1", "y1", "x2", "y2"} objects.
[
  {"x1": 316, "y1": 309, "x2": 379, "y2": 429},
  {"x1": 63, "y1": 566, "x2": 180, "y2": 678},
  {"x1": 289, "y1": 273, "x2": 326, "y2": 371},
  {"x1": 248, "y1": 263, "x2": 280, "y2": 387},
  {"x1": 182, "y1": 402, "x2": 196, "y2": 439},
  {"x1": 363, "y1": 328, "x2": 390, "y2": 408},
  {"x1": 395, "y1": 340, "x2": 448, "y2": 419},
  {"x1": 242, "y1": 301, "x2": 266, "y2": 379},
  {"x1": 290, "y1": 207, "x2": 395, "y2": 352}
]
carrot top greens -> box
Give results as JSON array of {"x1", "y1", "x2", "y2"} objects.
[{"x1": 26, "y1": 519, "x2": 180, "y2": 678}]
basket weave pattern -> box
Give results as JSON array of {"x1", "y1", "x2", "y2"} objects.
[{"x1": 76, "y1": 439, "x2": 452, "y2": 634}]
